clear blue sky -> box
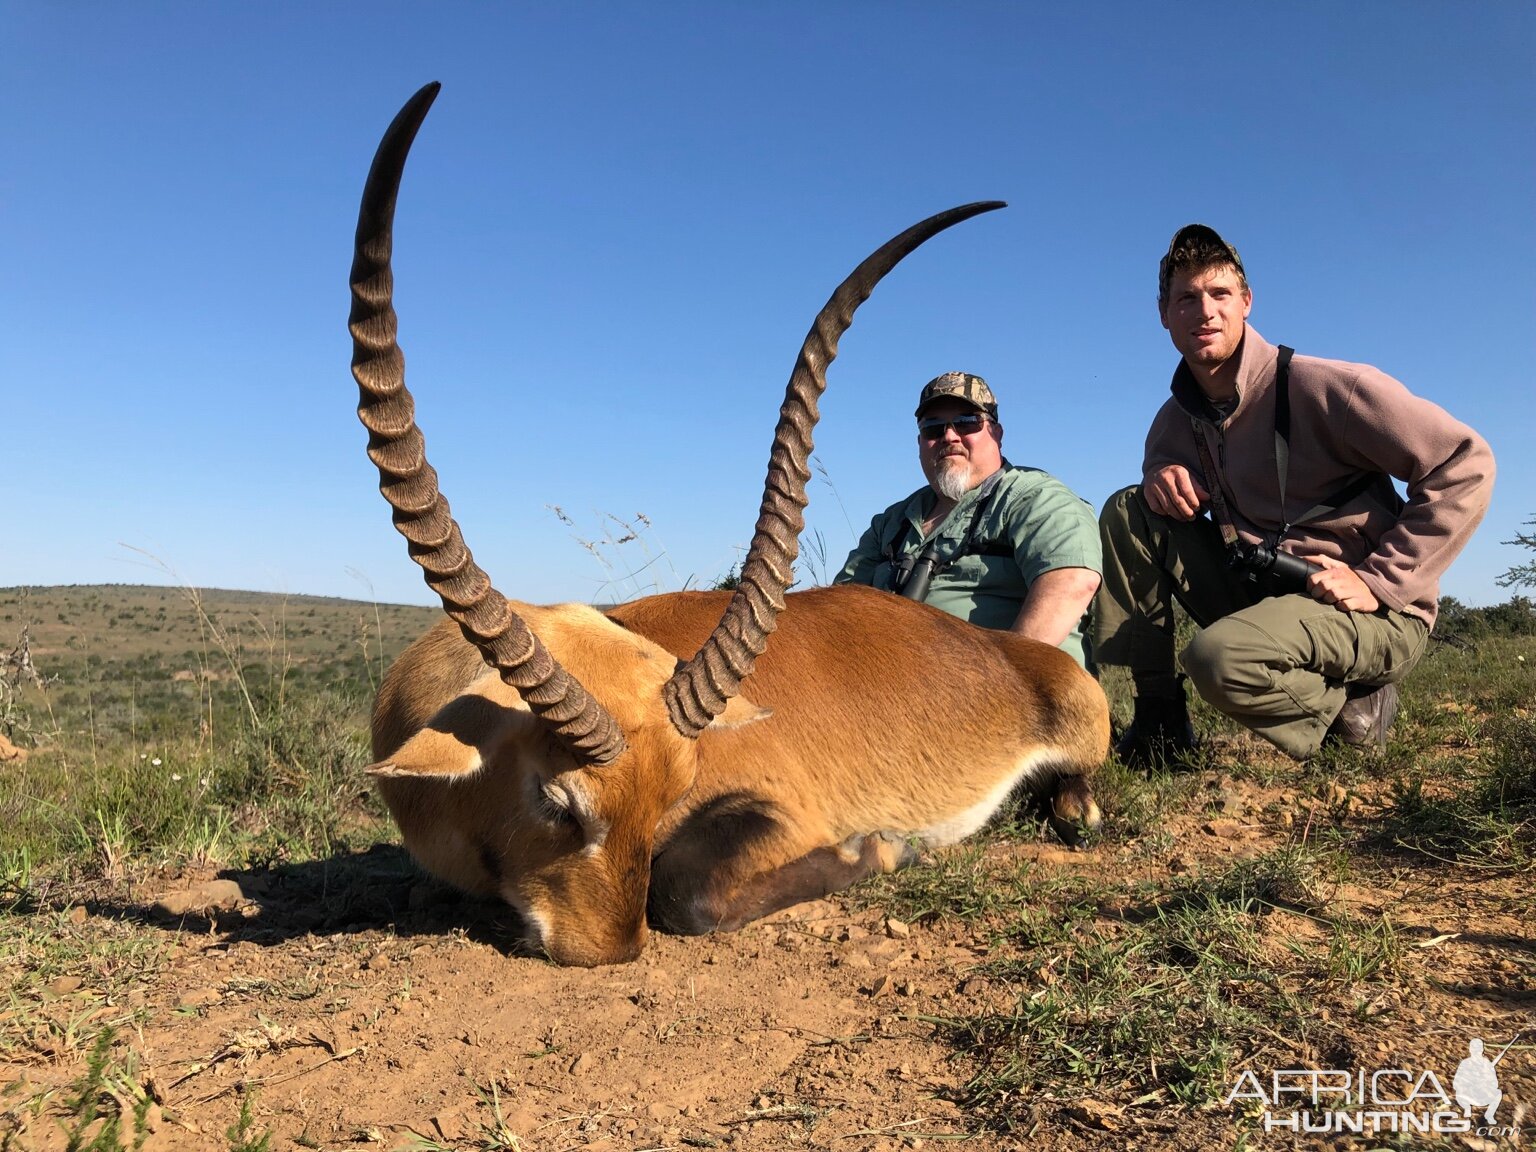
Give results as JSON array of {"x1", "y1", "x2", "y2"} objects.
[{"x1": 4, "y1": 3, "x2": 1531, "y2": 610}]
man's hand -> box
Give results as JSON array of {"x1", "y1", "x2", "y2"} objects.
[
  {"x1": 1143, "y1": 464, "x2": 1209, "y2": 521},
  {"x1": 1307, "y1": 554, "x2": 1380, "y2": 613}
]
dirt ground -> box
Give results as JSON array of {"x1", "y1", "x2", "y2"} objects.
[{"x1": 3, "y1": 768, "x2": 1533, "y2": 1152}]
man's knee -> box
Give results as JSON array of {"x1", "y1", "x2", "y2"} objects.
[
  {"x1": 1181, "y1": 618, "x2": 1272, "y2": 704},
  {"x1": 1099, "y1": 485, "x2": 1143, "y2": 536},
  {"x1": 1098, "y1": 486, "x2": 1156, "y2": 575}
]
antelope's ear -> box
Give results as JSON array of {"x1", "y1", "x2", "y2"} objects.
[
  {"x1": 367, "y1": 726, "x2": 485, "y2": 778},
  {"x1": 707, "y1": 693, "x2": 773, "y2": 731},
  {"x1": 368, "y1": 691, "x2": 528, "y2": 778}
]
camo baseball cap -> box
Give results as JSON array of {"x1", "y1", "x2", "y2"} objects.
[
  {"x1": 1158, "y1": 224, "x2": 1246, "y2": 311},
  {"x1": 914, "y1": 371, "x2": 999, "y2": 420}
]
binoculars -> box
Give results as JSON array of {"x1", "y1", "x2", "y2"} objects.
[
  {"x1": 889, "y1": 550, "x2": 939, "y2": 601},
  {"x1": 1228, "y1": 541, "x2": 1323, "y2": 595}
]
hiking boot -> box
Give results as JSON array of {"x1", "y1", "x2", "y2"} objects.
[
  {"x1": 1113, "y1": 693, "x2": 1198, "y2": 771},
  {"x1": 1325, "y1": 681, "x2": 1399, "y2": 749}
]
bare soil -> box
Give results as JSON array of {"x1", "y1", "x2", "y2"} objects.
[{"x1": 4, "y1": 768, "x2": 1533, "y2": 1152}]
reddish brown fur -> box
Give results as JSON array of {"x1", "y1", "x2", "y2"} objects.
[{"x1": 372, "y1": 583, "x2": 1109, "y2": 966}]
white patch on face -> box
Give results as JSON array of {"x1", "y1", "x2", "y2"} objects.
[
  {"x1": 915, "y1": 747, "x2": 1061, "y2": 846},
  {"x1": 515, "y1": 898, "x2": 553, "y2": 955}
]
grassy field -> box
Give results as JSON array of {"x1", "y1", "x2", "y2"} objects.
[
  {"x1": 0, "y1": 585, "x2": 439, "y2": 887},
  {"x1": 1, "y1": 583, "x2": 1532, "y2": 1149}
]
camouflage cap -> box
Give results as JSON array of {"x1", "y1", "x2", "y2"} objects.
[
  {"x1": 914, "y1": 371, "x2": 999, "y2": 420},
  {"x1": 1158, "y1": 224, "x2": 1245, "y2": 311}
]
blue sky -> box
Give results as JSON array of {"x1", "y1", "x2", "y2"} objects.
[{"x1": 3, "y1": 3, "x2": 1531, "y2": 611}]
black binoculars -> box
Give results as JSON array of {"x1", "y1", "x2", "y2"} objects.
[
  {"x1": 1228, "y1": 541, "x2": 1323, "y2": 595},
  {"x1": 889, "y1": 550, "x2": 940, "y2": 601}
]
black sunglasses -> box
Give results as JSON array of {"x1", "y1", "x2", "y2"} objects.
[{"x1": 918, "y1": 413, "x2": 989, "y2": 440}]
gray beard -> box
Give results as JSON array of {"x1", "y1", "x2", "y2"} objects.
[{"x1": 931, "y1": 458, "x2": 973, "y2": 501}]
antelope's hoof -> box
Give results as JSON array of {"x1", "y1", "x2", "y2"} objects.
[
  {"x1": 840, "y1": 830, "x2": 922, "y2": 873},
  {"x1": 1048, "y1": 776, "x2": 1102, "y2": 847}
]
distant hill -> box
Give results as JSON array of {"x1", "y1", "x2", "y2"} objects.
[{"x1": 0, "y1": 584, "x2": 442, "y2": 675}]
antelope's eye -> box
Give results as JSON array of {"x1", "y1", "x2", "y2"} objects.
[{"x1": 538, "y1": 785, "x2": 581, "y2": 828}]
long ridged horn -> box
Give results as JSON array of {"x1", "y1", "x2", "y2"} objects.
[
  {"x1": 663, "y1": 201, "x2": 1006, "y2": 736},
  {"x1": 348, "y1": 82, "x2": 626, "y2": 765}
]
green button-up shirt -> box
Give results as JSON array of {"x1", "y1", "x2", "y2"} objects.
[{"x1": 834, "y1": 461, "x2": 1102, "y2": 668}]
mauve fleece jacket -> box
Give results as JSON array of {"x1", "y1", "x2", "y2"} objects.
[{"x1": 1141, "y1": 325, "x2": 1495, "y2": 628}]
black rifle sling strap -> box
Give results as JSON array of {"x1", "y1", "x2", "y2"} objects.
[
  {"x1": 1194, "y1": 344, "x2": 1382, "y2": 544},
  {"x1": 1272, "y1": 344, "x2": 1382, "y2": 532},
  {"x1": 1272, "y1": 344, "x2": 1295, "y2": 531}
]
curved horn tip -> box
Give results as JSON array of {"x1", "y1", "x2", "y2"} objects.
[
  {"x1": 388, "y1": 81, "x2": 442, "y2": 139},
  {"x1": 404, "y1": 81, "x2": 442, "y2": 114},
  {"x1": 934, "y1": 200, "x2": 1007, "y2": 225}
]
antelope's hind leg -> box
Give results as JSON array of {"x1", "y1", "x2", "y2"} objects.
[
  {"x1": 1046, "y1": 773, "x2": 1102, "y2": 846},
  {"x1": 648, "y1": 794, "x2": 919, "y2": 936}
]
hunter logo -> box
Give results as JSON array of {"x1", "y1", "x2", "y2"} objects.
[
  {"x1": 1225, "y1": 1033, "x2": 1522, "y2": 1137},
  {"x1": 1454, "y1": 1036, "x2": 1510, "y2": 1124}
]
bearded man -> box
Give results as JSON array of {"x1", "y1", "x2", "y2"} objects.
[{"x1": 836, "y1": 372, "x2": 1102, "y2": 669}]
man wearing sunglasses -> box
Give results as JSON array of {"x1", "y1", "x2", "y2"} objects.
[
  {"x1": 835, "y1": 372, "x2": 1102, "y2": 669},
  {"x1": 1094, "y1": 224, "x2": 1494, "y2": 768}
]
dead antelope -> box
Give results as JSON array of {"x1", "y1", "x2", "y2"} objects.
[{"x1": 351, "y1": 83, "x2": 1110, "y2": 967}]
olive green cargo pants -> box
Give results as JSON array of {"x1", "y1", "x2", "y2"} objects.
[{"x1": 1091, "y1": 486, "x2": 1429, "y2": 760}]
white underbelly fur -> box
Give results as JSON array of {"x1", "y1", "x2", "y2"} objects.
[{"x1": 915, "y1": 747, "x2": 1058, "y2": 846}]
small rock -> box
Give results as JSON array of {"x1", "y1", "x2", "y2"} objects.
[
  {"x1": 67, "y1": 905, "x2": 88, "y2": 925},
  {"x1": 1067, "y1": 1097, "x2": 1124, "y2": 1130},
  {"x1": 431, "y1": 1106, "x2": 470, "y2": 1142},
  {"x1": 1035, "y1": 848, "x2": 1090, "y2": 866},
  {"x1": 884, "y1": 917, "x2": 910, "y2": 939},
  {"x1": 569, "y1": 1051, "x2": 595, "y2": 1076},
  {"x1": 867, "y1": 975, "x2": 891, "y2": 997},
  {"x1": 176, "y1": 987, "x2": 222, "y2": 1009},
  {"x1": 1216, "y1": 790, "x2": 1245, "y2": 816},
  {"x1": 153, "y1": 879, "x2": 246, "y2": 918},
  {"x1": 1202, "y1": 819, "x2": 1246, "y2": 839}
]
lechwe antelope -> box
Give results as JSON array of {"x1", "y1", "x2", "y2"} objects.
[{"x1": 352, "y1": 83, "x2": 1110, "y2": 967}]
